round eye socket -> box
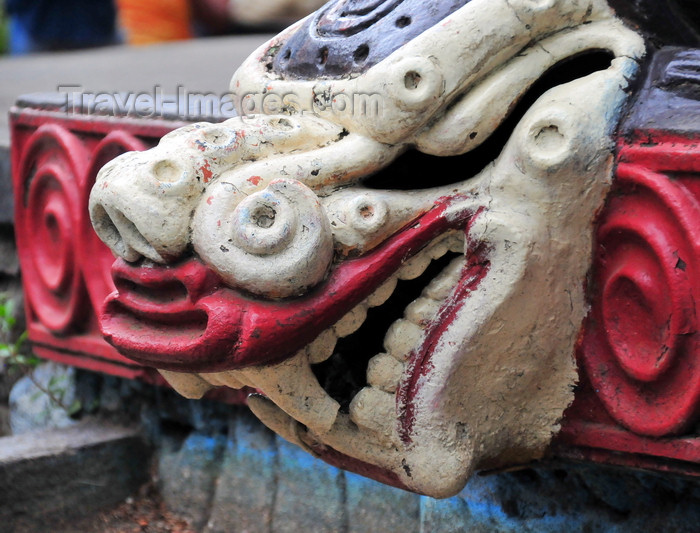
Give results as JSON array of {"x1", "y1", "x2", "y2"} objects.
[
  {"x1": 152, "y1": 160, "x2": 182, "y2": 183},
  {"x1": 404, "y1": 70, "x2": 422, "y2": 90},
  {"x1": 232, "y1": 193, "x2": 296, "y2": 256},
  {"x1": 349, "y1": 194, "x2": 388, "y2": 233},
  {"x1": 525, "y1": 114, "x2": 572, "y2": 169},
  {"x1": 252, "y1": 204, "x2": 276, "y2": 229},
  {"x1": 386, "y1": 56, "x2": 443, "y2": 110}
]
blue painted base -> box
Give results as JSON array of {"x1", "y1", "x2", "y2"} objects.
[{"x1": 75, "y1": 371, "x2": 700, "y2": 532}]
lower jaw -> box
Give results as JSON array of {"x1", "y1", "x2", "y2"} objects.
[
  {"x1": 199, "y1": 230, "x2": 488, "y2": 488},
  {"x1": 246, "y1": 394, "x2": 470, "y2": 498},
  {"x1": 304, "y1": 434, "x2": 415, "y2": 492}
]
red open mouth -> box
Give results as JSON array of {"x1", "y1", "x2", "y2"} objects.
[{"x1": 100, "y1": 195, "x2": 479, "y2": 373}]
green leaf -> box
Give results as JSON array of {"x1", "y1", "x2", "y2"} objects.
[
  {"x1": 67, "y1": 400, "x2": 82, "y2": 416},
  {"x1": 15, "y1": 330, "x2": 28, "y2": 347}
]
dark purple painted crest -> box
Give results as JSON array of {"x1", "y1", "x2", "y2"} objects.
[
  {"x1": 608, "y1": 0, "x2": 700, "y2": 47},
  {"x1": 272, "y1": 0, "x2": 471, "y2": 79},
  {"x1": 622, "y1": 47, "x2": 700, "y2": 136}
]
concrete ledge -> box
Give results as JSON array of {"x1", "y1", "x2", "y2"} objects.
[{"x1": 0, "y1": 420, "x2": 151, "y2": 530}]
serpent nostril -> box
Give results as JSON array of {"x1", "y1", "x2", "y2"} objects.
[
  {"x1": 90, "y1": 203, "x2": 139, "y2": 262},
  {"x1": 90, "y1": 203, "x2": 163, "y2": 263}
]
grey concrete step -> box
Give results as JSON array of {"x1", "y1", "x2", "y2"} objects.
[{"x1": 0, "y1": 420, "x2": 151, "y2": 531}]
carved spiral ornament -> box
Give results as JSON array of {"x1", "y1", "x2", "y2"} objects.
[
  {"x1": 17, "y1": 125, "x2": 89, "y2": 334},
  {"x1": 316, "y1": 0, "x2": 404, "y2": 36},
  {"x1": 194, "y1": 178, "x2": 334, "y2": 299},
  {"x1": 582, "y1": 163, "x2": 700, "y2": 437}
]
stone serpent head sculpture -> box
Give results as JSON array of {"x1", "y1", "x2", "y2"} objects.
[{"x1": 89, "y1": 0, "x2": 654, "y2": 497}]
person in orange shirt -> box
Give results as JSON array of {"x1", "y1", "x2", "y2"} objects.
[{"x1": 116, "y1": 0, "x2": 193, "y2": 45}]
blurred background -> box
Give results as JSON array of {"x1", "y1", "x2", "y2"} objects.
[{"x1": 0, "y1": 0, "x2": 326, "y2": 55}]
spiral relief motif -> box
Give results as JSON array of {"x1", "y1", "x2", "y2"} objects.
[
  {"x1": 582, "y1": 163, "x2": 700, "y2": 437},
  {"x1": 17, "y1": 125, "x2": 90, "y2": 334},
  {"x1": 81, "y1": 132, "x2": 148, "y2": 311},
  {"x1": 194, "y1": 178, "x2": 334, "y2": 299}
]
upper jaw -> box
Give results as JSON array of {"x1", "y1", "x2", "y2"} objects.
[{"x1": 100, "y1": 190, "x2": 481, "y2": 372}]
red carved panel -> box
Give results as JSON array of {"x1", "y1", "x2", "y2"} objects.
[
  {"x1": 10, "y1": 106, "x2": 247, "y2": 404},
  {"x1": 17, "y1": 124, "x2": 90, "y2": 334},
  {"x1": 10, "y1": 100, "x2": 700, "y2": 474},
  {"x1": 557, "y1": 133, "x2": 700, "y2": 474}
]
